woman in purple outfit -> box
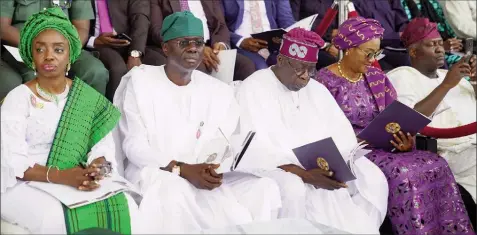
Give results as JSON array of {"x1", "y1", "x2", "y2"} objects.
[{"x1": 315, "y1": 17, "x2": 473, "y2": 235}]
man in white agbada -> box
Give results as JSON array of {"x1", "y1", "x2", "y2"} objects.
[
  {"x1": 387, "y1": 18, "x2": 477, "y2": 201},
  {"x1": 114, "y1": 11, "x2": 281, "y2": 233},
  {"x1": 235, "y1": 28, "x2": 388, "y2": 234}
]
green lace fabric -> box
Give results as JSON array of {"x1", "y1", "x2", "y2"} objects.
[{"x1": 46, "y1": 78, "x2": 131, "y2": 234}]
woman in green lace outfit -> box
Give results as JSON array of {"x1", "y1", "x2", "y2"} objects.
[
  {"x1": 401, "y1": 0, "x2": 463, "y2": 66},
  {"x1": 0, "y1": 8, "x2": 140, "y2": 234}
]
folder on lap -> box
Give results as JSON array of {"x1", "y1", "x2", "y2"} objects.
[{"x1": 357, "y1": 100, "x2": 431, "y2": 149}]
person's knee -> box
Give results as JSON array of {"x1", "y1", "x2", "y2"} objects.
[
  {"x1": 254, "y1": 58, "x2": 268, "y2": 70},
  {"x1": 234, "y1": 55, "x2": 255, "y2": 81},
  {"x1": 275, "y1": 172, "x2": 307, "y2": 200},
  {"x1": 72, "y1": 51, "x2": 109, "y2": 94},
  {"x1": 252, "y1": 177, "x2": 281, "y2": 196}
]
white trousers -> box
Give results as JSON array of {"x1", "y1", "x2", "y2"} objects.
[
  {"x1": 1, "y1": 182, "x2": 141, "y2": 234},
  {"x1": 246, "y1": 157, "x2": 388, "y2": 234},
  {"x1": 137, "y1": 169, "x2": 282, "y2": 233}
]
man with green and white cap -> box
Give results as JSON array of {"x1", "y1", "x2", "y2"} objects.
[{"x1": 114, "y1": 11, "x2": 281, "y2": 233}]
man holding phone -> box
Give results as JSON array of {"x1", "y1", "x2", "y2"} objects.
[
  {"x1": 86, "y1": 0, "x2": 150, "y2": 100},
  {"x1": 388, "y1": 18, "x2": 477, "y2": 203}
]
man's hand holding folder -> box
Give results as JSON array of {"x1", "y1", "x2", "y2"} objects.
[
  {"x1": 240, "y1": 37, "x2": 268, "y2": 52},
  {"x1": 279, "y1": 164, "x2": 347, "y2": 190}
]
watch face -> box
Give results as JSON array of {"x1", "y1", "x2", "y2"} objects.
[{"x1": 131, "y1": 50, "x2": 140, "y2": 57}]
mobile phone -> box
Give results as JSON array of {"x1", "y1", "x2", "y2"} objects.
[{"x1": 115, "y1": 33, "x2": 132, "y2": 42}]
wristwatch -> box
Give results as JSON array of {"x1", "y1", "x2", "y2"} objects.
[
  {"x1": 172, "y1": 161, "x2": 184, "y2": 176},
  {"x1": 130, "y1": 50, "x2": 142, "y2": 58}
]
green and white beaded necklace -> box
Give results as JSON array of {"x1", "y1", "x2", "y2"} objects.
[{"x1": 35, "y1": 81, "x2": 69, "y2": 106}]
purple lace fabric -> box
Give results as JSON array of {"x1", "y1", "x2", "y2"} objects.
[{"x1": 316, "y1": 68, "x2": 474, "y2": 235}]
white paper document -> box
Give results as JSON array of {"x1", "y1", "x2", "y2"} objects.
[
  {"x1": 27, "y1": 175, "x2": 141, "y2": 209},
  {"x1": 196, "y1": 130, "x2": 256, "y2": 174},
  {"x1": 3, "y1": 45, "x2": 23, "y2": 62},
  {"x1": 286, "y1": 14, "x2": 318, "y2": 31},
  {"x1": 210, "y1": 49, "x2": 237, "y2": 84}
]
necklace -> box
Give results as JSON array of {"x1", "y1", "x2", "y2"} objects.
[
  {"x1": 337, "y1": 61, "x2": 363, "y2": 83},
  {"x1": 35, "y1": 81, "x2": 68, "y2": 106}
]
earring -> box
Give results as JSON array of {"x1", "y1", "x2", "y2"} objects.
[
  {"x1": 345, "y1": 51, "x2": 349, "y2": 56},
  {"x1": 32, "y1": 64, "x2": 37, "y2": 76},
  {"x1": 66, "y1": 63, "x2": 71, "y2": 76}
]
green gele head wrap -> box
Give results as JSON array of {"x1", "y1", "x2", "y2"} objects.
[
  {"x1": 161, "y1": 11, "x2": 204, "y2": 42},
  {"x1": 19, "y1": 7, "x2": 82, "y2": 69}
]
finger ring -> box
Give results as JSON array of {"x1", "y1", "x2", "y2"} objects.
[{"x1": 399, "y1": 143, "x2": 404, "y2": 147}]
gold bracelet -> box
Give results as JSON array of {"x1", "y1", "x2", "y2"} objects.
[{"x1": 46, "y1": 166, "x2": 59, "y2": 183}]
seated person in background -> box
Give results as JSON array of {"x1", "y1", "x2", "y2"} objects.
[
  {"x1": 387, "y1": 17, "x2": 477, "y2": 202},
  {"x1": 222, "y1": 0, "x2": 295, "y2": 70},
  {"x1": 143, "y1": 0, "x2": 255, "y2": 81},
  {"x1": 289, "y1": 0, "x2": 339, "y2": 70},
  {"x1": 401, "y1": 0, "x2": 464, "y2": 66},
  {"x1": 86, "y1": 0, "x2": 150, "y2": 101},
  {"x1": 315, "y1": 17, "x2": 474, "y2": 235},
  {"x1": 0, "y1": 8, "x2": 140, "y2": 234},
  {"x1": 236, "y1": 27, "x2": 389, "y2": 234},
  {"x1": 114, "y1": 11, "x2": 281, "y2": 233},
  {"x1": 439, "y1": 0, "x2": 477, "y2": 41},
  {"x1": 352, "y1": 0, "x2": 411, "y2": 71},
  {"x1": 0, "y1": 0, "x2": 109, "y2": 98}
]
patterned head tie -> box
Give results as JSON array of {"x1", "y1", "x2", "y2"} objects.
[
  {"x1": 19, "y1": 7, "x2": 82, "y2": 69},
  {"x1": 279, "y1": 27, "x2": 325, "y2": 63},
  {"x1": 332, "y1": 17, "x2": 384, "y2": 50},
  {"x1": 401, "y1": 17, "x2": 441, "y2": 48}
]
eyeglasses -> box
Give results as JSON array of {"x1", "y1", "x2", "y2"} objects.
[
  {"x1": 356, "y1": 47, "x2": 383, "y2": 60},
  {"x1": 287, "y1": 60, "x2": 316, "y2": 78},
  {"x1": 175, "y1": 39, "x2": 205, "y2": 49}
]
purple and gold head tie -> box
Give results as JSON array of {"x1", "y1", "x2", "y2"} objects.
[{"x1": 332, "y1": 17, "x2": 384, "y2": 50}]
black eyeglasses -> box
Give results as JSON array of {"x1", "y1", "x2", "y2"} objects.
[
  {"x1": 356, "y1": 47, "x2": 383, "y2": 60},
  {"x1": 175, "y1": 39, "x2": 205, "y2": 49},
  {"x1": 287, "y1": 60, "x2": 316, "y2": 78}
]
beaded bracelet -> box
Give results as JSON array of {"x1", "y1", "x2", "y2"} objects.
[{"x1": 46, "y1": 165, "x2": 59, "y2": 183}]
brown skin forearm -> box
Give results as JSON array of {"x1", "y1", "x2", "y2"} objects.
[
  {"x1": 0, "y1": 17, "x2": 20, "y2": 47},
  {"x1": 278, "y1": 164, "x2": 312, "y2": 184},
  {"x1": 413, "y1": 84, "x2": 451, "y2": 117},
  {"x1": 71, "y1": 20, "x2": 90, "y2": 46},
  {"x1": 19, "y1": 164, "x2": 63, "y2": 184}
]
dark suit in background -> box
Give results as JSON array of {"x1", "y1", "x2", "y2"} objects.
[
  {"x1": 352, "y1": 0, "x2": 411, "y2": 71},
  {"x1": 88, "y1": 0, "x2": 150, "y2": 100},
  {"x1": 144, "y1": 0, "x2": 255, "y2": 81},
  {"x1": 222, "y1": 0, "x2": 295, "y2": 69},
  {"x1": 290, "y1": 0, "x2": 338, "y2": 70}
]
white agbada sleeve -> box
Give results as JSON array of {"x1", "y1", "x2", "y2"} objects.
[
  {"x1": 309, "y1": 83, "x2": 359, "y2": 157},
  {"x1": 1, "y1": 88, "x2": 38, "y2": 193},
  {"x1": 236, "y1": 79, "x2": 298, "y2": 169},
  {"x1": 86, "y1": 133, "x2": 117, "y2": 168},
  {"x1": 387, "y1": 67, "x2": 450, "y2": 117},
  {"x1": 119, "y1": 79, "x2": 170, "y2": 169}
]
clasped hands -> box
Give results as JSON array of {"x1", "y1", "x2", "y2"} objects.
[
  {"x1": 163, "y1": 161, "x2": 223, "y2": 191},
  {"x1": 57, "y1": 157, "x2": 111, "y2": 191}
]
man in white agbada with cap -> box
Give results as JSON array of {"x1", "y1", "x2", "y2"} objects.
[
  {"x1": 235, "y1": 27, "x2": 389, "y2": 234},
  {"x1": 387, "y1": 18, "x2": 477, "y2": 202},
  {"x1": 114, "y1": 11, "x2": 281, "y2": 233}
]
